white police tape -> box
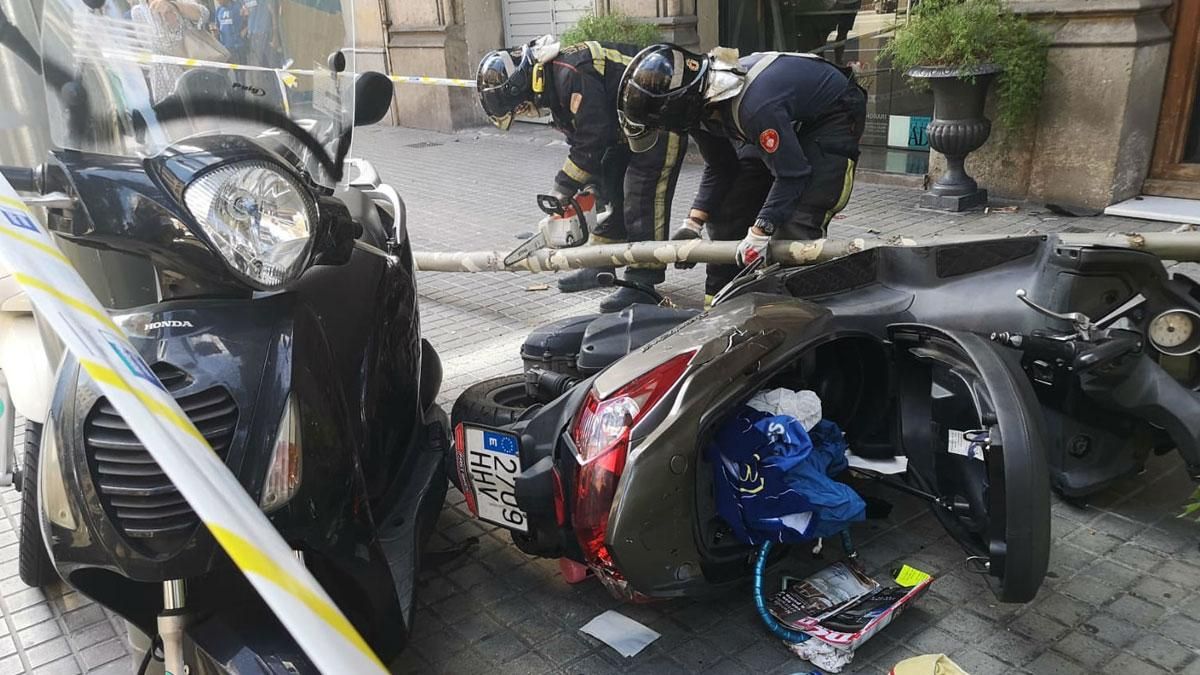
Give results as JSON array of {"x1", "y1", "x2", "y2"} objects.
[
  {"x1": 0, "y1": 176, "x2": 386, "y2": 673},
  {"x1": 94, "y1": 47, "x2": 478, "y2": 87}
]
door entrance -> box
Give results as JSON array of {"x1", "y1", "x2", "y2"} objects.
[
  {"x1": 502, "y1": 0, "x2": 593, "y2": 47},
  {"x1": 1147, "y1": 2, "x2": 1200, "y2": 198}
]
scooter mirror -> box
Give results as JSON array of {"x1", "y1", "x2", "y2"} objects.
[{"x1": 354, "y1": 71, "x2": 394, "y2": 127}]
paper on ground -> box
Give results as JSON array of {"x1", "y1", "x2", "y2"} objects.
[
  {"x1": 580, "y1": 610, "x2": 660, "y2": 657},
  {"x1": 847, "y1": 451, "x2": 908, "y2": 475}
]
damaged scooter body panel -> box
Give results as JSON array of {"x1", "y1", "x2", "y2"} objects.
[
  {"x1": 604, "y1": 291, "x2": 1052, "y2": 603},
  {"x1": 606, "y1": 294, "x2": 839, "y2": 597}
]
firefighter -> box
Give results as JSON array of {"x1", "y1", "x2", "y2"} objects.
[
  {"x1": 476, "y1": 37, "x2": 689, "y2": 312},
  {"x1": 617, "y1": 44, "x2": 867, "y2": 307}
]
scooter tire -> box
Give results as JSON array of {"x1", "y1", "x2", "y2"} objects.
[
  {"x1": 451, "y1": 375, "x2": 536, "y2": 429},
  {"x1": 19, "y1": 421, "x2": 57, "y2": 588}
]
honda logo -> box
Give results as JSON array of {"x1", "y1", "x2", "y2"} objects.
[{"x1": 144, "y1": 320, "x2": 194, "y2": 331}]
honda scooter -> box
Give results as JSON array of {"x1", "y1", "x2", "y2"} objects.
[
  {"x1": 0, "y1": 0, "x2": 447, "y2": 669},
  {"x1": 452, "y1": 236, "x2": 1200, "y2": 604}
]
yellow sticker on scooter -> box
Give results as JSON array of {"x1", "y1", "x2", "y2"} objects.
[{"x1": 0, "y1": 176, "x2": 384, "y2": 673}]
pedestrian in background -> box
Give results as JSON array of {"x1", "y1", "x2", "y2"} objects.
[
  {"x1": 213, "y1": 0, "x2": 245, "y2": 64},
  {"x1": 131, "y1": 0, "x2": 211, "y2": 101}
]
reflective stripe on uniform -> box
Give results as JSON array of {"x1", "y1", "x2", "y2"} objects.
[
  {"x1": 729, "y1": 54, "x2": 782, "y2": 141},
  {"x1": 822, "y1": 157, "x2": 857, "y2": 229},
  {"x1": 582, "y1": 41, "x2": 633, "y2": 78},
  {"x1": 729, "y1": 52, "x2": 829, "y2": 141},
  {"x1": 562, "y1": 158, "x2": 592, "y2": 185},
  {"x1": 589, "y1": 233, "x2": 626, "y2": 246},
  {"x1": 653, "y1": 132, "x2": 682, "y2": 241}
]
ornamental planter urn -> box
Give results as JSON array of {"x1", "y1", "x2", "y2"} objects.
[{"x1": 908, "y1": 64, "x2": 1001, "y2": 212}]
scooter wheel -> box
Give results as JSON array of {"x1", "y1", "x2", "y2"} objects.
[
  {"x1": 451, "y1": 375, "x2": 536, "y2": 429},
  {"x1": 19, "y1": 421, "x2": 57, "y2": 588}
]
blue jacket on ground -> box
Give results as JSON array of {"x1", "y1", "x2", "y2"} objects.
[{"x1": 708, "y1": 406, "x2": 865, "y2": 544}]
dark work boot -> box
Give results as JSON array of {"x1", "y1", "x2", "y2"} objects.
[
  {"x1": 556, "y1": 233, "x2": 623, "y2": 293},
  {"x1": 557, "y1": 267, "x2": 614, "y2": 293},
  {"x1": 599, "y1": 268, "x2": 665, "y2": 313}
]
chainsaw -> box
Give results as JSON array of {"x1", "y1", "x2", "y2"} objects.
[{"x1": 504, "y1": 191, "x2": 600, "y2": 266}]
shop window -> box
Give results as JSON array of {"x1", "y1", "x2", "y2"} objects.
[{"x1": 717, "y1": 0, "x2": 933, "y2": 174}]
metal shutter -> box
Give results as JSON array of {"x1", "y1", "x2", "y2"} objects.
[{"x1": 503, "y1": 0, "x2": 594, "y2": 47}]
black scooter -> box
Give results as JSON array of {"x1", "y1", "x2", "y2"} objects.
[
  {"x1": 452, "y1": 236, "x2": 1200, "y2": 604},
  {"x1": 1, "y1": 2, "x2": 446, "y2": 669}
]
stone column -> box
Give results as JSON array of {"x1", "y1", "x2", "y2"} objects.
[
  {"x1": 382, "y1": 0, "x2": 503, "y2": 131},
  {"x1": 928, "y1": 0, "x2": 1173, "y2": 210}
]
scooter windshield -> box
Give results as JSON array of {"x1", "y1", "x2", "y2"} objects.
[{"x1": 39, "y1": 0, "x2": 354, "y2": 182}]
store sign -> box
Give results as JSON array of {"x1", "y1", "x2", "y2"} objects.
[{"x1": 887, "y1": 115, "x2": 932, "y2": 150}]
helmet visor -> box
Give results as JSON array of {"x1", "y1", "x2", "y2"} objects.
[{"x1": 477, "y1": 50, "x2": 526, "y2": 129}]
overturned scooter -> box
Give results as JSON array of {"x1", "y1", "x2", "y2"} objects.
[{"x1": 450, "y1": 235, "x2": 1200, "y2": 604}]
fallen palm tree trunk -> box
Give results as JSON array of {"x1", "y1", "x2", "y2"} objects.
[{"x1": 412, "y1": 231, "x2": 1200, "y2": 273}]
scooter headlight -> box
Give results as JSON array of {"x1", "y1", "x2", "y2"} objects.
[{"x1": 184, "y1": 162, "x2": 316, "y2": 290}]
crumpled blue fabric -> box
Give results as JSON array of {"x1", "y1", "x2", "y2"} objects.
[{"x1": 708, "y1": 406, "x2": 865, "y2": 544}]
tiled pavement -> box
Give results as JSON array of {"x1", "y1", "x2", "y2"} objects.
[{"x1": 2, "y1": 123, "x2": 1200, "y2": 673}]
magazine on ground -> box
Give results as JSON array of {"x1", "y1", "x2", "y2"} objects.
[{"x1": 768, "y1": 561, "x2": 934, "y2": 651}]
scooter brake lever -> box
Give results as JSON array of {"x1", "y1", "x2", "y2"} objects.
[{"x1": 1016, "y1": 289, "x2": 1095, "y2": 338}]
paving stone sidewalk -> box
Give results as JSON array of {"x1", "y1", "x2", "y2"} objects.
[{"x1": 1, "y1": 123, "x2": 1198, "y2": 673}]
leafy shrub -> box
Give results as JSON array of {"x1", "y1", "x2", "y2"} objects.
[
  {"x1": 883, "y1": 0, "x2": 1049, "y2": 128},
  {"x1": 560, "y1": 12, "x2": 662, "y2": 49}
]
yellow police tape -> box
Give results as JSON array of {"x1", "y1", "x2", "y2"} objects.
[
  {"x1": 0, "y1": 175, "x2": 386, "y2": 672},
  {"x1": 101, "y1": 46, "x2": 477, "y2": 87}
]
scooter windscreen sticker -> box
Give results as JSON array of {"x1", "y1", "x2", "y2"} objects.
[{"x1": 0, "y1": 176, "x2": 386, "y2": 673}]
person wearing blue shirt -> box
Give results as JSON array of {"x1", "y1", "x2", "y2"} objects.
[
  {"x1": 242, "y1": 0, "x2": 277, "y2": 68},
  {"x1": 213, "y1": 0, "x2": 244, "y2": 61}
]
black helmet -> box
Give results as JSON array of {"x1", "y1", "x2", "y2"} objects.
[
  {"x1": 618, "y1": 44, "x2": 710, "y2": 153},
  {"x1": 477, "y1": 46, "x2": 536, "y2": 130}
]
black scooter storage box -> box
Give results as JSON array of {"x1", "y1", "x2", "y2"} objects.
[
  {"x1": 577, "y1": 305, "x2": 700, "y2": 374},
  {"x1": 521, "y1": 315, "x2": 595, "y2": 376}
]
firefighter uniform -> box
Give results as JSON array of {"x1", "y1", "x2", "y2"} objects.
[
  {"x1": 693, "y1": 52, "x2": 867, "y2": 295},
  {"x1": 543, "y1": 42, "x2": 689, "y2": 266}
]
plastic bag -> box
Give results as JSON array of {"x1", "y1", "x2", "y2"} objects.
[{"x1": 747, "y1": 388, "x2": 822, "y2": 431}]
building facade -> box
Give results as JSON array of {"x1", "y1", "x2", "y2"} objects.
[{"x1": 362, "y1": 0, "x2": 1194, "y2": 211}]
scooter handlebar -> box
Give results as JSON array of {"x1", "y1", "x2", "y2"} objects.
[{"x1": 0, "y1": 166, "x2": 35, "y2": 193}]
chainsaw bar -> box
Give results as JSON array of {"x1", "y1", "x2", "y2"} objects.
[{"x1": 504, "y1": 231, "x2": 548, "y2": 267}]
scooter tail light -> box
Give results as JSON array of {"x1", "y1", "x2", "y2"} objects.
[
  {"x1": 260, "y1": 395, "x2": 302, "y2": 513},
  {"x1": 568, "y1": 350, "x2": 696, "y2": 597}
]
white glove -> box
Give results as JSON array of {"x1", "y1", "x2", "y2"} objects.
[
  {"x1": 735, "y1": 227, "x2": 771, "y2": 266},
  {"x1": 671, "y1": 218, "x2": 704, "y2": 270},
  {"x1": 671, "y1": 218, "x2": 704, "y2": 241},
  {"x1": 530, "y1": 34, "x2": 561, "y2": 64}
]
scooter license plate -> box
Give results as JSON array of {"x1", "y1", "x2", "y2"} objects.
[{"x1": 457, "y1": 424, "x2": 528, "y2": 533}]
